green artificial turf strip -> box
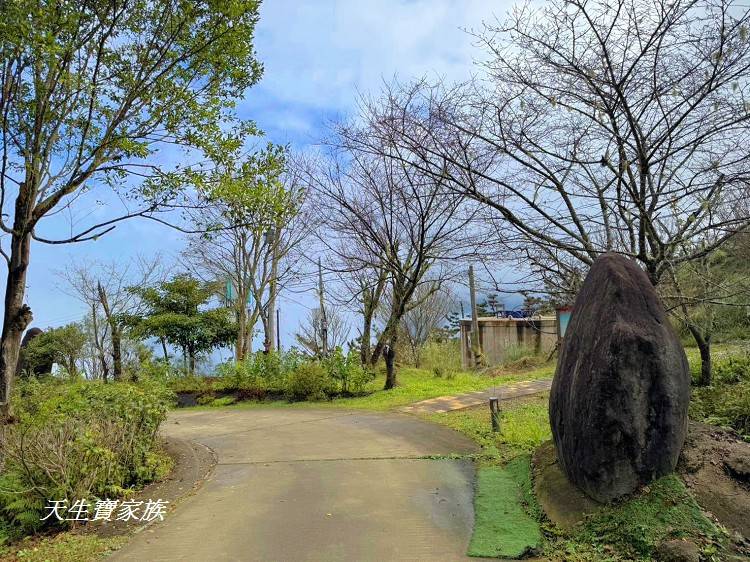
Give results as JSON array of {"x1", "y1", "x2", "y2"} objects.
[{"x1": 468, "y1": 457, "x2": 541, "y2": 559}]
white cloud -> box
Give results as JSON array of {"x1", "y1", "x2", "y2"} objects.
[{"x1": 248, "y1": 0, "x2": 508, "y2": 112}]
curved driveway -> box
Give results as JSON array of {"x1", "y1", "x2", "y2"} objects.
[{"x1": 113, "y1": 408, "x2": 480, "y2": 562}]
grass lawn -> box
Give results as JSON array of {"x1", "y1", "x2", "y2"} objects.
[
  {"x1": 186, "y1": 363, "x2": 555, "y2": 413},
  {"x1": 426, "y1": 393, "x2": 552, "y2": 465}
]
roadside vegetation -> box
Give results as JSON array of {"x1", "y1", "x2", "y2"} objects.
[
  {"x1": 0, "y1": 379, "x2": 173, "y2": 555},
  {"x1": 2, "y1": 0, "x2": 750, "y2": 560},
  {"x1": 428, "y1": 344, "x2": 748, "y2": 561}
]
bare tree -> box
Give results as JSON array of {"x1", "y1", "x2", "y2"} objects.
[
  {"x1": 295, "y1": 306, "x2": 351, "y2": 358},
  {"x1": 60, "y1": 256, "x2": 164, "y2": 380},
  {"x1": 303, "y1": 132, "x2": 478, "y2": 389},
  {"x1": 399, "y1": 285, "x2": 454, "y2": 367},
  {"x1": 357, "y1": 0, "x2": 750, "y2": 292},
  {"x1": 662, "y1": 233, "x2": 750, "y2": 385}
]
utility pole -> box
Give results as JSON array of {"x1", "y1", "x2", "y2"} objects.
[
  {"x1": 468, "y1": 265, "x2": 484, "y2": 368},
  {"x1": 276, "y1": 308, "x2": 281, "y2": 352},
  {"x1": 318, "y1": 258, "x2": 328, "y2": 357},
  {"x1": 266, "y1": 228, "x2": 278, "y2": 353}
]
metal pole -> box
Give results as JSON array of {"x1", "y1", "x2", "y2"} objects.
[{"x1": 276, "y1": 308, "x2": 281, "y2": 352}]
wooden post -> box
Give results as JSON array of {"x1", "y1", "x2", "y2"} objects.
[
  {"x1": 318, "y1": 258, "x2": 328, "y2": 357},
  {"x1": 469, "y1": 265, "x2": 483, "y2": 367},
  {"x1": 489, "y1": 397, "x2": 500, "y2": 432}
]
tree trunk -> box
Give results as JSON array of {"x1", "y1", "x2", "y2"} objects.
[
  {"x1": 91, "y1": 303, "x2": 109, "y2": 382},
  {"x1": 383, "y1": 336, "x2": 397, "y2": 390},
  {"x1": 98, "y1": 282, "x2": 122, "y2": 381},
  {"x1": 236, "y1": 304, "x2": 247, "y2": 361},
  {"x1": 111, "y1": 326, "x2": 123, "y2": 381},
  {"x1": 160, "y1": 337, "x2": 169, "y2": 361},
  {"x1": 265, "y1": 230, "x2": 279, "y2": 353},
  {"x1": 689, "y1": 325, "x2": 712, "y2": 386},
  {"x1": 0, "y1": 230, "x2": 34, "y2": 420},
  {"x1": 360, "y1": 289, "x2": 373, "y2": 366},
  {"x1": 370, "y1": 296, "x2": 402, "y2": 366},
  {"x1": 360, "y1": 318, "x2": 372, "y2": 365}
]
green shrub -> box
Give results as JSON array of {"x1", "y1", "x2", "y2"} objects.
[
  {"x1": 0, "y1": 379, "x2": 174, "y2": 537},
  {"x1": 167, "y1": 374, "x2": 211, "y2": 394},
  {"x1": 690, "y1": 380, "x2": 750, "y2": 437},
  {"x1": 421, "y1": 340, "x2": 461, "y2": 377},
  {"x1": 214, "y1": 350, "x2": 303, "y2": 394},
  {"x1": 712, "y1": 353, "x2": 750, "y2": 385},
  {"x1": 322, "y1": 348, "x2": 375, "y2": 395},
  {"x1": 209, "y1": 396, "x2": 237, "y2": 407},
  {"x1": 285, "y1": 363, "x2": 335, "y2": 401}
]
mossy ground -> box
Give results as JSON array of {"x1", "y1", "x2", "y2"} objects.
[
  {"x1": 428, "y1": 392, "x2": 727, "y2": 560},
  {"x1": 468, "y1": 457, "x2": 542, "y2": 559}
]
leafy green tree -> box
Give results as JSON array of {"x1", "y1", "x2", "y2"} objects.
[
  {"x1": 126, "y1": 276, "x2": 235, "y2": 374},
  {"x1": 0, "y1": 0, "x2": 263, "y2": 416},
  {"x1": 183, "y1": 145, "x2": 311, "y2": 360},
  {"x1": 22, "y1": 324, "x2": 86, "y2": 378}
]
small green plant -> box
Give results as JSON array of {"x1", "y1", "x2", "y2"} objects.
[
  {"x1": 712, "y1": 353, "x2": 750, "y2": 385},
  {"x1": 422, "y1": 340, "x2": 461, "y2": 378},
  {"x1": 323, "y1": 348, "x2": 375, "y2": 395},
  {"x1": 432, "y1": 365, "x2": 457, "y2": 379}
]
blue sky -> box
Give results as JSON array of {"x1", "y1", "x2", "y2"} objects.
[{"x1": 23, "y1": 0, "x2": 511, "y2": 353}]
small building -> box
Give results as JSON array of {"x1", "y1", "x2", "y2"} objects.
[{"x1": 459, "y1": 316, "x2": 558, "y2": 368}]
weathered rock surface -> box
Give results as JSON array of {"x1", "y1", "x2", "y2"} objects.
[
  {"x1": 655, "y1": 539, "x2": 701, "y2": 562},
  {"x1": 679, "y1": 422, "x2": 750, "y2": 541},
  {"x1": 532, "y1": 440, "x2": 601, "y2": 530},
  {"x1": 16, "y1": 327, "x2": 49, "y2": 377},
  {"x1": 725, "y1": 451, "x2": 750, "y2": 483},
  {"x1": 550, "y1": 253, "x2": 690, "y2": 503}
]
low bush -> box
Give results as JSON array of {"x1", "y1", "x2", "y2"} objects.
[
  {"x1": 322, "y1": 348, "x2": 375, "y2": 395},
  {"x1": 421, "y1": 340, "x2": 461, "y2": 379},
  {"x1": 285, "y1": 362, "x2": 335, "y2": 401},
  {"x1": 712, "y1": 353, "x2": 750, "y2": 385},
  {"x1": 690, "y1": 381, "x2": 750, "y2": 437},
  {"x1": 688, "y1": 350, "x2": 750, "y2": 437},
  {"x1": 212, "y1": 350, "x2": 303, "y2": 395},
  {"x1": 0, "y1": 379, "x2": 174, "y2": 538},
  {"x1": 172, "y1": 350, "x2": 376, "y2": 405}
]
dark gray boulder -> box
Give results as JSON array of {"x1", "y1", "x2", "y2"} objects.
[
  {"x1": 16, "y1": 327, "x2": 50, "y2": 377},
  {"x1": 549, "y1": 253, "x2": 690, "y2": 502}
]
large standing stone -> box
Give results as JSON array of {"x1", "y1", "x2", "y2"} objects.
[
  {"x1": 549, "y1": 253, "x2": 690, "y2": 502},
  {"x1": 16, "y1": 327, "x2": 51, "y2": 377}
]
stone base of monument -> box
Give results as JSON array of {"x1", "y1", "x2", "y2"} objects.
[{"x1": 532, "y1": 441, "x2": 601, "y2": 530}]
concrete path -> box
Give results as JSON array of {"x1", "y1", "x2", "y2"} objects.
[
  {"x1": 400, "y1": 378, "x2": 553, "y2": 415},
  {"x1": 112, "y1": 408, "x2": 480, "y2": 561}
]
